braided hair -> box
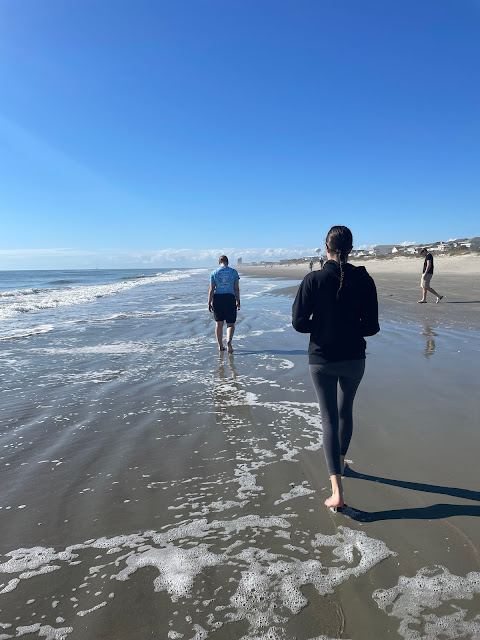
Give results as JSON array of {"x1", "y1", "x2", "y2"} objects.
[{"x1": 325, "y1": 226, "x2": 353, "y2": 299}]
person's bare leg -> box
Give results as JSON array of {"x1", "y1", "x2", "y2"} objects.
[
  {"x1": 325, "y1": 474, "x2": 344, "y2": 508},
  {"x1": 216, "y1": 321, "x2": 225, "y2": 350},
  {"x1": 418, "y1": 286, "x2": 427, "y2": 303},
  {"x1": 226, "y1": 323, "x2": 235, "y2": 353},
  {"x1": 426, "y1": 285, "x2": 443, "y2": 302}
]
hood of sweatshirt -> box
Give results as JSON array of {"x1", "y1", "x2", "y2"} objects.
[{"x1": 322, "y1": 260, "x2": 369, "y2": 283}]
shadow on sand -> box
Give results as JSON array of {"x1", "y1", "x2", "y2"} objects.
[{"x1": 338, "y1": 466, "x2": 480, "y2": 523}]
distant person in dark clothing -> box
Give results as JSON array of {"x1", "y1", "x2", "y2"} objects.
[
  {"x1": 292, "y1": 226, "x2": 379, "y2": 509},
  {"x1": 418, "y1": 248, "x2": 443, "y2": 304},
  {"x1": 309, "y1": 260, "x2": 314, "y2": 272},
  {"x1": 319, "y1": 257, "x2": 324, "y2": 269}
]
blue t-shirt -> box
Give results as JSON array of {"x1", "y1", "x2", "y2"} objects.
[{"x1": 210, "y1": 266, "x2": 240, "y2": 295}]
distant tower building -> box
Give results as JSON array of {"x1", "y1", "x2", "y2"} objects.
[{"x1": 237, "y1": 257, "x2": 243, "y2": 265}]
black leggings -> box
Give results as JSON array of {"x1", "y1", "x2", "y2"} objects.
[{"x1": 310, "y1": 359, "x2": 365, "y2": 476}]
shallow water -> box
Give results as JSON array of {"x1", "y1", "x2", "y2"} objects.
[{"x1": 1, "y1": 270, "x2": 479, "y2": 639}]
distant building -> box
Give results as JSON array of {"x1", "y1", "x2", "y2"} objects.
[
  {"x1": 372, "y1": 244, "x2": 395, "y2": 256},
  {"x1": 237, "y1": 257, "x2": 242, "y2": 265},
  {"x1": 433, "y1": 242, "x2": 452, "y2": 251},
  {"x1": 391, "y1": 245, "x2": 419, "y2": 254},
  {"x1": 457, "y1": 237, "x2": 480, "y2": 250}
]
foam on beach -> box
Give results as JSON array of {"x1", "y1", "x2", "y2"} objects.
[
  {"x1": 0, "y1": 522, "x2": 392, "y2": 640},
  {"x1": 33, "y1": 341, "x2": 153, "y2": 355},
  {"x1": 373, "y1": 565, "x2": 480, "y2": 639},
  {"x1": 0, "y1": 280, "x2": 342, "y2": 638}
]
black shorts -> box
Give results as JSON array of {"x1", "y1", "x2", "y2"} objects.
[{"x1": 213, "y1": 293, "x2": 237, "y2": 323}]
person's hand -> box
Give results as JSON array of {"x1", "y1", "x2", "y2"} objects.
[
  {"x1": 208, "y1": 303, "x2": 213, "y2": 312},
  {"x1": 236, "y1": 301, "x2": 241, "y2": 310}
]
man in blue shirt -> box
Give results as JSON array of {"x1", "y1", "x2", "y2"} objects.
[{"x1": 208, "y1": 255, "x2": 240, "y2": 353}]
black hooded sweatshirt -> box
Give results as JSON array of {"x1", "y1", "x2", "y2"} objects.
[{"x1": 292, "y1": 260, "x2": 380, "y2": 364}]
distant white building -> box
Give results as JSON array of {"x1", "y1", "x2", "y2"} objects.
[
  {"x1": 372, "y1": 244, "x2": 395, "y2": 255},
  {"x1": 458, "y1": 237, "x2": 480, "y2": 249},
  {"x1": 433, "y1": 243, "x2": 452, "y2": 251},
  {"x1": 391, "y1": 245, "x2": 418, "y2": 254}
]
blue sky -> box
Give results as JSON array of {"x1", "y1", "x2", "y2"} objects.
[{"x1": 1, "y1": 0, "x2": 479, "y2": 268}]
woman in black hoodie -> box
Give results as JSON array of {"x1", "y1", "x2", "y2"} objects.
[{"x1": 292, "y1": 226, "x2": 379, "y2": 509}]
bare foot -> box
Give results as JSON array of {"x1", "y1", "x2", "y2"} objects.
[
  {"x1": 219, "y1": 345, "x2": 226, "y2": 352},
  {"x1": 325, "y1": 492, "x2": 344, "y2": 508},
  {"x1": 227, "y1": 341, "x2": 233, "y2": 354}
]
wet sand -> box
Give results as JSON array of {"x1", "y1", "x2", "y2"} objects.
[
  {"x1": 1, "y1": 268, "x2": 480, "y2": 639},
  {"x1": 238, "y1": 259, "x2": 480, "y2": 637}
]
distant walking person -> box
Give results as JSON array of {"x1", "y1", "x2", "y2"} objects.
[
  {"x1": 319, "y1": 257, "x2": 324, "y2": 269},
  {"x1": 292, "y1": 226, "x2": 380, "y2": 509},
  {"x1": 309, "y1": 260, "x2": 314, "y2": 272},
  {"x1": 418, "y1": 248, "x2": 443, "y2": 303},
  {"x1": 208, "y1": 256, "x2": 240, "y2": 353}
]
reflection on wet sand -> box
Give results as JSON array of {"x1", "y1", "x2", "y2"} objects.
[
  {"x1": 424, "y1": 339, "x2": 436, "y2": 358},
  {"x1": 422, "y1": 325, "x2": 437, "y2": 358},
  {"x1": 422, "y1": 326, "x2": 438, "y2": 337},
  {"x1": 217, "y1": 351, "x2": 237, "y2": 379},
  {"x1": 213, "y1": 352, "x2": 241, "y2": 427}
]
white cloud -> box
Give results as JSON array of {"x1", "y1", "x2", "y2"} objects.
[
  {"x1": 0, "y1": 247, "x2": 319, "y2": 270},
  {"x1": 356, "y1": 244, "x2": 375, "y2": 250},
  {"x1": 357, "y1": 241, "x2": 417, "y2": 250}
]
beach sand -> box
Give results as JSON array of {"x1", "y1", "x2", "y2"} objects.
[
  {"x1": 241, "y1": 253, "x2": 480, "y2": 331},
  {"x1": 1, "y1": 265, "x2": 479, "y2": 639}
]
